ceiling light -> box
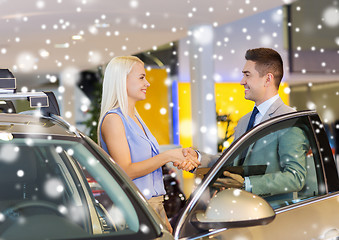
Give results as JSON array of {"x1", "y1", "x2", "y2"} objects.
[
  {"x1": 54, "y1": 43, "x2": 70, "y2": 48},
  {"x1": 72, "y1": 35, "x2": 82, "y2": 40},
  {"x1": 39, "y1": 49, "x2": 50, "y2": 58},
  {"x1": 95, "y1": 23, "x2": 110, "y2": 28}
]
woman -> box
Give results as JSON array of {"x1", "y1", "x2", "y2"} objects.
[{"x1": 98, "y1": 56, "x2": 199, "y2": 233}]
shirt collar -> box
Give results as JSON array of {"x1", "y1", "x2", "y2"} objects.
[{"x1": 256, "y1": 94, "x2": 279, "y2": 117}]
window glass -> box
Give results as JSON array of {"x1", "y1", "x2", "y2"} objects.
[
  {"x1": 0, "y1": 138, "x2": 141, "y2": 239},
  {"x1": 220, "y1": 116, "x2": 324, "y2": 209},
  {"x1": 178, "y1": 116, "x2": 325, "y2": 239},
  {"x1": 189, "y1": 116, "x2": 325, "y2": 225}
]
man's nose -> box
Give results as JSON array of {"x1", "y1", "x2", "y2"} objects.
[{"x1": 240, "y1": 77, "x2": 246, "y2": 85}]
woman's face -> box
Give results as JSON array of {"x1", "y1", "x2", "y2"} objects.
[{"x1": 126, "y1": 62, "x2": 149, "y2": 104}]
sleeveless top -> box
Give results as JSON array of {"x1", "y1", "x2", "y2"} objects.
[{"x1": 99, "y1": 108, "x2": 166, "y2": 200}]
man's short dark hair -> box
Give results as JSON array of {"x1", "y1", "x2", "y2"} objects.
[{"x1": 245, "y1": 48, "x2": 283, "y2": 89}]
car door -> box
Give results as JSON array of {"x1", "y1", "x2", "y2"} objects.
[{"x1": 174, "y1": 110, "x2": 339, "y2": 240}]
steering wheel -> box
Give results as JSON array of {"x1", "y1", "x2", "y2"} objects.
[{"x1": 2, "y1": 200, "x2": 62, "y2": 218}]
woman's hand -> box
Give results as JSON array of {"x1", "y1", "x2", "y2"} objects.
[{"x1": 172, "y1": 147, "x2": 200, "y2": 172}]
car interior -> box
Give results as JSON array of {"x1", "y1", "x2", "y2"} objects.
[
  {"x1": 0, "y1": 138, "x2": 142, "y2": 238},
  {"x1": 0, "y1": 141, "x2": 92, "y2": 239}
]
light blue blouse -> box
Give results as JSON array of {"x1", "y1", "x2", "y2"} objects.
[{"x1": 99, "y1": 108, "x2": 166, "y2": 200}]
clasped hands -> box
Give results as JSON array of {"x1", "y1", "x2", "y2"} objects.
[{"x1": 172, "y1": 147, "x2": 201, "y2": 172}]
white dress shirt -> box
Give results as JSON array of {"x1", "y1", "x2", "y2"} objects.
[{"x1": 254, "y1": 94, "x2": 280, "y2": 127}]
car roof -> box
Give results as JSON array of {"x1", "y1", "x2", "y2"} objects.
[{"x1": 0, "y1": 113, "x2": 78, "y2": 137}]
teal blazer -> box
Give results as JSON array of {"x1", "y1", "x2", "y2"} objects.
[{"x1": 233, "y1": 97, "x2": 309, "y2": 197}]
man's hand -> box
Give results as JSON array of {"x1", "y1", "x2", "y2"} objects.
[
  {"x1": 213, "y1": 171, "x2": 244, "y2": 189},
  {"x1": 182, "y1": 147, "x2": 197, "y2": 158},
  {"x1": 173, "y1": 147, "x2": 200, "y2": 171}
]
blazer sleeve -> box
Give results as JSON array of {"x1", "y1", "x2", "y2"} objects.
[{"x1": 249, "y1": 126, "x2": 309, "y2": 197}]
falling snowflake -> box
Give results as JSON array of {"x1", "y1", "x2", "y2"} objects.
[
  {"x1": 322, "y1": 7, "x2": 339, "y2": 28},
  {"x1": 108, "y1": 206, "x2": 127, "y2": 229},
  {"x1": 44, "y1": 178, "x2": 65, "y2": 198},
  {"x1": 0, "y1": 144, "x2": 18, "y2": 163},
  {"x1": 140, "y1": 224, "x2": 150, "y2": 234},
  {"x1": 160, "y1": 108, "x2": 167, "y2": 115}
]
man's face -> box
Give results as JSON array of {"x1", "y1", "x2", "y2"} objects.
[{"x1": 240, "y1": 60, "x2": 267, "y2": 105}]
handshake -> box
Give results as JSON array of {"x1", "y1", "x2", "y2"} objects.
[
  {"x1": 170, "y1": 147, "x2": 201, "y2": 172},
  {"x1": 166, "y1": 147, "x2": 244, "y2": 189}
]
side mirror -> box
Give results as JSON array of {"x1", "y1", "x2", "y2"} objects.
[{"x1": 192, "y1": 188, "x2": 275, "y2": 229}]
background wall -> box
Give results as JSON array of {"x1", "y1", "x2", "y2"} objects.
[{"x1": 178, "y1": 6, "x2": 288, "y2": 83}]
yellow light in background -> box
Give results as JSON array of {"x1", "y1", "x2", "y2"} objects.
[
  {"x1": 177, "y1": 83, "x2": 195, "y2": 196},
  {"x1": 179, "y1": 120, "x2": 194, "y2": 139},
  {"x1": 178, "y1": 83, "x2": 193, "y2": 148}
]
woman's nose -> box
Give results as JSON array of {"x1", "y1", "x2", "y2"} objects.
[{"x1": 145, "y1": 79, "x2": 150, "y2": 87}]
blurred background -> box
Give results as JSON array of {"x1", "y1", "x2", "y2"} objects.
[{"x1": 1, "y1": 0, "x2": 338, "y2": 197}]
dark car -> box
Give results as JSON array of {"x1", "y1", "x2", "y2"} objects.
[{"x1": 1, "y1": 70, "x2": 339, "y2": 240}]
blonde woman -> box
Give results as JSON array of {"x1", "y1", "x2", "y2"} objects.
[{"x1": 98, "y1": 56, "x2": 199, "y2": 233}]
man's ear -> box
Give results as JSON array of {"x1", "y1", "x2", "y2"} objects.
[{"x1": 265, "y1": 73, "x2": 274, "y2": 87}]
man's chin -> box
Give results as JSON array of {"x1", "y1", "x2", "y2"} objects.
[{"x1": 244, "y1": 95, "x2": 254, "y2": 102}]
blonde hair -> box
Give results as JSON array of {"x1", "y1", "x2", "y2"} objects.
[{"x1": 98, "y1": 56, "x2": 144, "y2": 145}]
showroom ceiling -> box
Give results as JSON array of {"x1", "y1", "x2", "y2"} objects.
[{"x1": 0, "y1": 0, "x2": 295, "y2": 76}]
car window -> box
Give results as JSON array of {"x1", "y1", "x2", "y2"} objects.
[
  {"x1": 241, "y1": 117, "x2": 323, "y2": 208},
  {"x1": 175, "y1": 115, "x2": 327, "y2": 239},
  {"x1": 211, "y1": 116, "x2": 325, "y2": 209},
  {"x1": 64, "y1": 143, "x2": 139, "y2": 232},
  {"x1": 0, "y1": 137, "x2": 152, "y2": 239}
]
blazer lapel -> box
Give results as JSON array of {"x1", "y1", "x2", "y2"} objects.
[
  {"x1": 235, "y1": 113, "x2": 251, "y2": 139},
  {"x1": 261, "y1": 97, "x2": 284, "y2": 122}
]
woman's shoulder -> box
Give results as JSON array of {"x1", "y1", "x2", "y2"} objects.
[
  {"x1": 103, "y1": 108, "x2": 124, "y2": 119},
  {"x1": 102, "y1": 108, "x2": 124, "y2": 124},
  {"x1": 101, "y1": 110, "x2": 125, "y2": 135}
]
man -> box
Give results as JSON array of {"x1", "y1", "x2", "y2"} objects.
[{"x1": 190, "y1": 48, "x2": 309, "y2": 198}]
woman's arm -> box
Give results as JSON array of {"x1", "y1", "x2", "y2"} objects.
[{"x1": 101, "y1": 113, "x2": 194, "y2": 179}]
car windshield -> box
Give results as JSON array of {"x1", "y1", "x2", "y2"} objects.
[{"x1": 0, "y1": 136, "x2": 142, "y2": 239}]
